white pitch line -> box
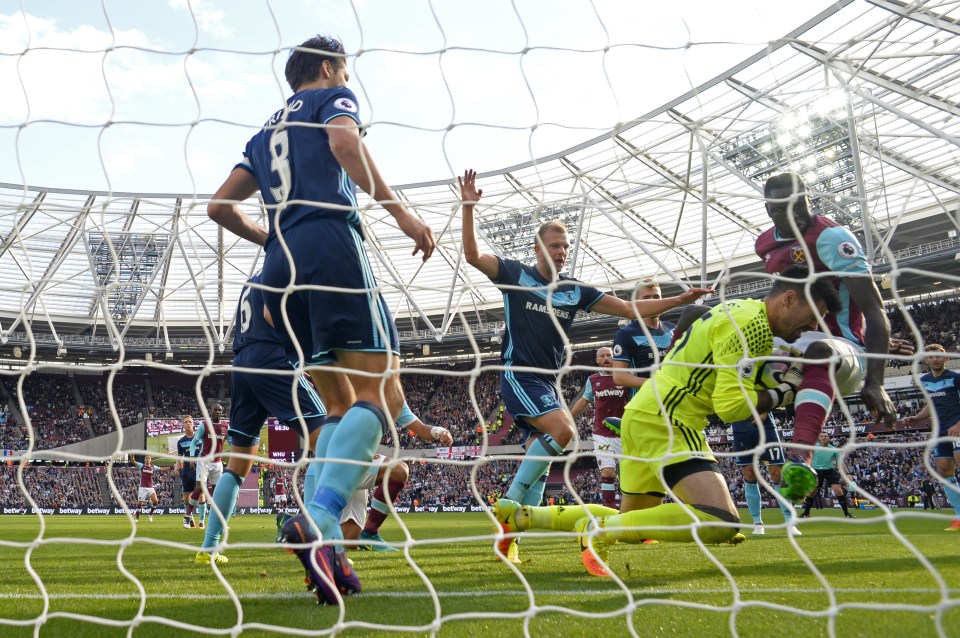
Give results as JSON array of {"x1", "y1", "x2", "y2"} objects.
[{"x1": 0, "y1": 587, "x2": 955, "y2": 601}]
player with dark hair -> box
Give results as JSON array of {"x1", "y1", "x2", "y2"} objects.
[
  {"x1": 903, "y1": 344, "x2": 960, "y2": 530},
  {"x1": 459, "y1": 169, "x2": 712, "y2": 564},
  {"x1": 757, "y1": 172, "x2": 912, "y2": 498},
  {"x1": 176, "y1": 415, "x2": 201, "y2": 527},
  {"x1": 799, "y1": 433, "x2": 855, "y2": 519},
  {"x1": 570, "y1": 268, "x2": 842, "y2": 577},
  {"x1": 195, "y1": 274, "x2": 325, "y2": 568},
  {"x1": 207, "y1": 33, "x2": 435, "y2": 601},
  {"x1": 570, "y1": 347, "x2": 629, "y2": 509}
]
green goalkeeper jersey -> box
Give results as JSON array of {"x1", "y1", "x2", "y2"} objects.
[{"x1": 628, "y1": 299, "x2": 774, "y2": 428}]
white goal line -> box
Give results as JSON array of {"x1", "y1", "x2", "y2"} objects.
[{"x1": 0, "y1": 587, "x2": 955, "y2": 601}]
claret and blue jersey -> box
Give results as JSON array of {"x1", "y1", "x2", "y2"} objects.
[{"x1": 756, "y1": 215, "x2": 871, "y2": 346}]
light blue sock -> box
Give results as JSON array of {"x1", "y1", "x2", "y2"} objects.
[
  {"x1": 506, "y1": 435, "x2": 564, "y2": 503},
  {"x1": 520, "y1": 470, "x2": 549, "y2": 507},
  {"x1": 197, "y1": 502, "x2": 207, "y2": 523},
  {"x1": 201, "y1": 470, "x2": 243, "y2": 551},
  {"x1": 304, "y1": 417, "x2": 341, "y2": 502},
  {"x1": 943, "y1": 477, "x2": 960, "y2": 517},
  {"x1": 744, "y1": 479, "x2": 762, "y2": 524},
  {"x1": 777, "y1": 484, "x2": 794, "y2": 523},
  {"x1": 308, "y1": 402, "x2": 386, "y2": 548}
]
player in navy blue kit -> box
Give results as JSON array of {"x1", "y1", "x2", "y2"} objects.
[
  {"x1": 611, "y1": 279, "x2": 676, "y2": 396},
  {"x1": 903, "y1": 344, "x2": 960, "y2": 530},
  {"x1": 176, "y1": 415, "x2": 200, "y2": 527},
  {"x1": 207, "y1": 34, "x2": 434, "y2": 603},
  {"x1": 195, "y1": 274, "x2": 327, "y2": 568},
  {"x1": 459, "y1": 169, "x2": 712, "y2": 562}
]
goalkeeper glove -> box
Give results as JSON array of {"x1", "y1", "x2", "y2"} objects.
[
  {"x1": 765, "y1": 365, "x2": 804, "y2": 408},
  {"x1": 602, "y1": 416, "x2": 622, "y2": 435}
]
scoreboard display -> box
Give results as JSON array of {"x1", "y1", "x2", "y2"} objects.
[
  {"x1": 147, "y1": 417, "x2": 303, "y2": 463},
  {"x1": 267, "y1": 421, "x2": 301, "y2": 462}
]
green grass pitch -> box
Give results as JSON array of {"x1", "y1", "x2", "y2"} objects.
[{"x1": 0, "y1": 510, "x2": 958, "y2": 637}]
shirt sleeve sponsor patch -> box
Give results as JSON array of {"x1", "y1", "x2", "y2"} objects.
[
  {"x1": 837, "y1": 240, "x2": 859, "y2": 260},
  {"x1": 334, "y1": 97, "x2": 358, "y2": 113}
]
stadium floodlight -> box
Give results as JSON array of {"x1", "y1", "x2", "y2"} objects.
[
  {"x1": 719, "y1": 95, "x2": 862, "y2": 228},
  {"x1": 56, "y1": 344, "x2": 66, "y2": 357}
]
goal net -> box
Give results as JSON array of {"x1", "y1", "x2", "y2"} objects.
[{"x1": 1, "y1": 0, "x2": 959, "y2": 636}]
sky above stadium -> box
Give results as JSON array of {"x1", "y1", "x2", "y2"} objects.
[{"x1": 0, "y1": 0, "x2": 840, "y2": 195}]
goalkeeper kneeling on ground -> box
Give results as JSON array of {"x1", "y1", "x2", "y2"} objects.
[{"x1": 514, "y1": 267, "x2": 841, "y2": 577}]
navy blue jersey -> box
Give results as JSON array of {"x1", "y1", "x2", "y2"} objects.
[
  {"x1": 237, "y1": 86, "x2": 363, "y2": 245},
  {"x1": 234, "y1": 273, "x2": 283, "y2": 355},
  {"x1": 920, "y1": 369, "x2": 960, "y2": 435},
  {"x1": 612, "y1": 320, "x2": 676, "y2": 378},
  {"x1": 177, "y1": 435, "x2": 197, "y2": 474},
  {"x1": 493, "y1": 257, "x2": 605, "y2": 370}
]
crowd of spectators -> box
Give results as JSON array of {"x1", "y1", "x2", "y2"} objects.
[
  {"x1": 0, "y1": 376, "x2": 92, "y2": 450},
  {"x1": 0, "y1": 465, "x2": 103, "y2": 508},
  {"x1": 888, "y1": 298, "x2": 960, "y2": 357}
]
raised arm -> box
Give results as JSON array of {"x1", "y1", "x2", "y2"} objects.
[
  {"x1": 207, "y1": 168, "x2": 268, "y2": 246},
  {"x1": 328, "y1": 117, "x2": 435, "y2": 261},
  {"x1": 590, "y1": 287, "x2": 713, "y2": 321},
  {"x1": 458, "y1": 169, "x2": 500, "y2": 280}
]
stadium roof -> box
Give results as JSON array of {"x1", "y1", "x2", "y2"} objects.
[{"x1": 1, "y1": 0, "x2": 959, "y2": 360}]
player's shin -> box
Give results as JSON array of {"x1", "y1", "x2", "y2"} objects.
[
  {"x1": 791, "y1": 364, "x2": 834, "y2": 458},
  {"x1": 744, "y1": 480, "x2": 762, "y2": 524},
  {"x1": 776, "y1": 486, "x2": 795, "y2": 523},
  {"x1": 604, "y1": 503, "x2": 740, "y2": 544},
  {"x1": 201, "y1": 470, "x2": 244, "y2": 551},
  {"x1": 310, "y1": 403, "x2": 386, "y2": 544},
  {"x1": 520, "y1": 471, "x2": 548, "y2": 507},
  {"x1": 505, "y1": 435, "x2": 564, "y2": 503},
  {"x1": 600, "y1": 475, "x2": 617, "y2": 508},
  {"x1": 942, "y1": 477, "x2": 960, "y2": 517},
  {"x1": 535, "y1": 503, "x2": 618, "y2": 531},
  {"x1": 364, "y1": 479, "x2": 405, "y2": 534},
  {"x1": 305, "y1": 417, "x2": 341, "y2": 502}
]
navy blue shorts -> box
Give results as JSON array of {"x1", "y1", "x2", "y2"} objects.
[
  {"x1": 181, "y1": 473, "x2": 196, "y2": 494},
  {"x1": 261, "y1": 219, "x2": 399, "y2": 365},
  {"x1": 500, "y1": 370, "x2": 563, "y2": 425},
  {"x1": 732, "y1": 414, "x2": 785, "y2": 467},
  {"x1": 932, "y1": 438, "x2": 960, "y2": 460},
  {"x1": 229, "y1": 344, "x2": 326, "y2": 447}
]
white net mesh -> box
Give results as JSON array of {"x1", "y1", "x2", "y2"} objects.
[{"x1": 2, "y1": 0, "x2": 960, "y2": 635}]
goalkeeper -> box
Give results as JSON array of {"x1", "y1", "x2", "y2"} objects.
[{"x1": 570, "y1": 267, "x2": 842, "y2": 577}]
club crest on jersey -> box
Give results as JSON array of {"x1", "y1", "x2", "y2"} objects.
[
  {"x1": 837, "y1": 241, "x2": 858, "y2": 259},
  {"x1": 334, "y1": 97, "x2": 358, "y2": 113},
  {"x1": 790, "y1": 245, "x2": 806, "y2": 264},
  {"x1": 540, "y1": 393, "x2": 560, "y2": 409}
]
